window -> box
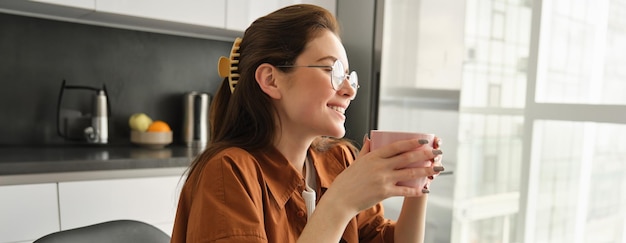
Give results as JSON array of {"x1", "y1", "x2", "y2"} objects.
[{"x1": 379, "y1": 0, "x2": 626, "y2": 242}]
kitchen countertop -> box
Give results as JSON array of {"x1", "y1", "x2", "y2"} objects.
[{"x1": 0, "y1": 144, "x2": 202, "y2": 185}]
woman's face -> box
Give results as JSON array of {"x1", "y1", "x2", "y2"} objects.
[{"x1": 275, "y1": 30, "x2": 357, "y2": 139}]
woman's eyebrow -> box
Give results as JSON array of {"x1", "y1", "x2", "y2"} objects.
[{"x1": 314, "y1": 56, "x2": 336, "y2": 63}]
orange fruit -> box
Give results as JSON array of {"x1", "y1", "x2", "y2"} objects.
[{"x1": 146, "y1": 120, "x2": 171, "y2": 132}]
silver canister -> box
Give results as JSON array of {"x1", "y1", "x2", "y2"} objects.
[
  {"x1": 183, "y1": 92, "x2": 211, "y2": 149},
  {"x1": 84, "y1": 90, "x2": 108, "y2": 144}
]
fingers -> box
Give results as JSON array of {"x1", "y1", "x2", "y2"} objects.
[
  {"x1": 357, "y1": 136, "x2": 444, "y2": 198},
  {"x1": 373, "y1": 139, "x2": 423, "y2": 158},
  {"x1": 390, "y1": 147, "x2": 442, "y2": 170},
  {"x1": 423, "y1": 181, "x2": 431, "y2": 194},
  {"x1": 370, "y1": 136, "x2": 442, "y2": 159},
  {"x1": 390, "y1": 180, "x2": 432, "y2": 197},
  {"x1": 432, "y1": 154, "x2": 443, "y2": 166},
  {"x1": 394, "y1": 138, "x2": 444, "y2": 197},
  {"x1": 392, "y1": 166, "x2": 441, "y2": 185},
  {"x1": 434, "y1": 137, "x2": 441, "y2": 149},
  {"x1": 392, "y1": 186, "x2": 429, "y2": 197},
  {"x1": 431, "y1": 155, "x2": 443, "y2": 171},
  {"x1": 429, "y1": 139, "x2": 444, "y2": 180},
  {"x1": 429, "y1": 136, "x2": 444, "y2": 177},
  {"x1": 390, "y1": 166, "x2": 444, "y2": 197}
]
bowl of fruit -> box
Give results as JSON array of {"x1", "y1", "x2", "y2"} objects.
[{"x1": 129, "y1": 113, "x2": 173, "y2": 149}]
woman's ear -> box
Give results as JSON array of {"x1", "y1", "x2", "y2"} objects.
[{"x1": 255, "y1": 63, "x2": 282, "y2": 99}]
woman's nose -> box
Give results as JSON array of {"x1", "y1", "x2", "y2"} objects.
[{"x1": 337, "y1": 77, "x2": 357, "y2": 99}]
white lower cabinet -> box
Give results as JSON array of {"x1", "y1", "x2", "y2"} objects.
[
  {"x1": 0, "y1": 183, "x2": 60, "y2": 243},
  {"x1": 58, "y1": 176, "x2": 182, "y2": 235}
]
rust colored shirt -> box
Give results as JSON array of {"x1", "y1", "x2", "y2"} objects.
[{"x1": 171, "y1": 143, "x2": 396, "y2": 243}]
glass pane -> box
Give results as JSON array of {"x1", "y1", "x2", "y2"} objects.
[
  {"x1": 469, "y1": 214, "x2": 518, "y2": 243},
  {"x1": 457, "y1": 114, "x2": 524, "y2": 199},
  {"x1": 460, "y1": 0, "x2": 531, "y2": 108},
  {"x1": 535, "y1": 0, "x2": 626, "y2": 105},
  {"x1": 380, "y1": 0, "x2": 465, "y2": 91},
  {"x1": 530, "y1": 120, "x2": 626, "y2": 243}
]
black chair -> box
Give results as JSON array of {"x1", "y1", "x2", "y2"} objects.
[{"x1": 34, "y1": 219, "x2": 171, "y2": 243}]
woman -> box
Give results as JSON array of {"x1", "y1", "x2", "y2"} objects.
[{"x1": 171, "y1": 4, "x2": 444, "y2": 243}]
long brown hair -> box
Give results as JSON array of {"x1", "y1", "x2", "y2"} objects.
[{"x1": 185, "y1": 4, "x2": 353, "y2": 186}]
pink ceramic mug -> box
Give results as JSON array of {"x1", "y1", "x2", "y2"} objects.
[{"x1": 370, "y1": 130, "x2": 435, "y2": 189}]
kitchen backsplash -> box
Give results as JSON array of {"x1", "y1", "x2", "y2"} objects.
[{"x1": 0, "y1": 13, "x2": 234, "y2": 145}]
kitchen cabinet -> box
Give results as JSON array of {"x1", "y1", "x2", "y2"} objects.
[
  {"x1": 0, "y1": 0, "x2": 336, "y2": 40},
  {"x1": 0, "y1": 183, "x2": 60, "y2": 243},
  {"x1": 226, "y1": 0, "x2": 336, "y2": 31},
  {"x1": 95, "y1": 0, "x2": 226, "y2": 28},
  {"x1": 0, "y1": 0, "x2": 95, "y2": 19},
  {"x1": 0, "y1": 174, "x2": 183, "y2": 243},
  {"x1": 31, "y1": 0, "x2": 95, "y2": 10},
  {"x1": 58, "y1": 176, "x2": 182, "y2": 235},
  {"x1": 0, "y1": 0, "x2": 233, "y2": 40}
]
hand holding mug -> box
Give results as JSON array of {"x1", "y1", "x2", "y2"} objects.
[{"x1": 370, "y1": 130, "x2": 443, "y2": 191}]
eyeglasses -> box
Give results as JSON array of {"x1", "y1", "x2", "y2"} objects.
[{"x1": 276, "y1": 60, "x2": 359, "y2": 93}]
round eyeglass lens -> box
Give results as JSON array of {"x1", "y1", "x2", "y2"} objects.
[
  {"x1": 330, "y1": 60, "x2": 358, "y2": 92},
  {"x1": 349, "y1": 71, "x2": 358, "y2": 89},
  {"x1": 331, "y1": 60, "x2": 345, "y2": 89}
]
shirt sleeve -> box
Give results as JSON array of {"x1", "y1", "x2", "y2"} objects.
[
  {"x1": 356, "y1": 203, "x2": 396, "y2": 242},
  {"x1": 338, "y1": 142, "x2": 397, "y2": 242}
]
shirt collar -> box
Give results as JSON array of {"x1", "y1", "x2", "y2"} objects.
[
  {"x1": 253, "y1": 146, "x2": 302, "y2": 209},
  {"x1": 309, "y1": 145, "x2": 349, "y2": 189},
  {"x1": 254, "y1": 145, "x2": 352, "y2": 208}
]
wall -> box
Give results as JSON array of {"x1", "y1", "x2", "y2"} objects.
[
  {"x1": 0, "y1": 13, "x2": 232, "y2": 145},
  {"x1": 336, "y1": 0, "x2": 378, "y2": 143}
]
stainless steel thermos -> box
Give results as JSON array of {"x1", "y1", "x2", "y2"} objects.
[
  {"x1": 84, "y1": 90, "x2": 108, "y2": 144},
  {"x1": 183, "y1": 92, "x2": 211, "y2": 149}
]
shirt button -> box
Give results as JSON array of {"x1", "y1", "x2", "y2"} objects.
[{"x1": 297, "y1": 211, "x2": 306, "y2": 217}]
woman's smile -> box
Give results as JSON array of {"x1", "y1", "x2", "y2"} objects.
[{"x1": 328, "y1": 104, "x2": 347, "y2": 120}]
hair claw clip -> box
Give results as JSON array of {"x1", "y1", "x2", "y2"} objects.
[{"x1": 218, "y1": 37, "x2": 242, "y2": 94}]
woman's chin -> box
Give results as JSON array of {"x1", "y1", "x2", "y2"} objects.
[{"x1": 327, "y1": 127, "x2": 346, "y2": 138}]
